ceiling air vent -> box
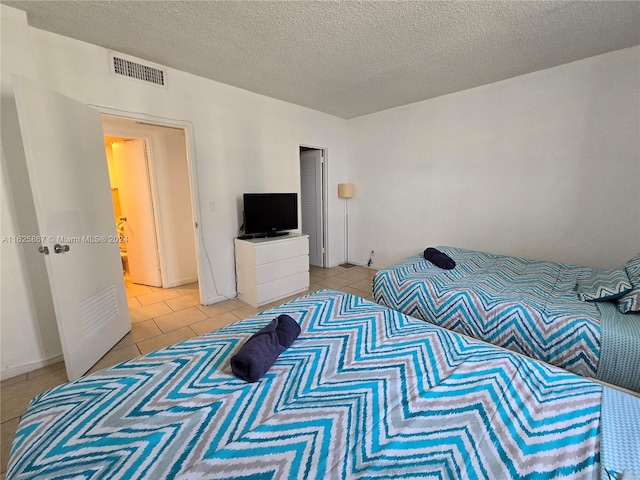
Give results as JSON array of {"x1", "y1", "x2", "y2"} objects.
[{"x1": 109, "y1": 52, "x2": 167, "y2": 88}]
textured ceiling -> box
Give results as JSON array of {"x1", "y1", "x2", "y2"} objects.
[{"x1": 4, "y1": 1, "x2": 640, "y2": 119}]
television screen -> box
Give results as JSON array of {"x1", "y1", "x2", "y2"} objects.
[{"x1": 243, "y1": 193, "x2": 298, "y2": 236}]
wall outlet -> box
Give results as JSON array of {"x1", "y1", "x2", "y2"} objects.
[{"x1": 209, "y1": 201, "x2": 216, "y2": 211}]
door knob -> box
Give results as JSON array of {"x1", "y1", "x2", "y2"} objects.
[{"x1": 53, "y1": 244, "x2": 70, "y2": 254}]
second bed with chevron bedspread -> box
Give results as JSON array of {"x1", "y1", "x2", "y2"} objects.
[
  {"x1": 373, "y1": 247, "x2": 640, "y2": 393},
  {"x1": 7, "y1": 290, "x2": 639, "y2": 479}
]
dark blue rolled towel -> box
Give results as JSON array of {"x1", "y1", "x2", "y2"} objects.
[
  {"x1": 230, "y1": 314, "x2": 301, "y2": 382},
  {"x1": 274, "y1": 314, "x2": 301, "y2": 349},
  {"x1": 424, "y1": 247, "x2": 456, "y2": 270}
]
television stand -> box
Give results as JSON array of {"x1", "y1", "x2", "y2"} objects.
[
  {"x1": 234, "y1": 234, "x2": 309, "y2": 307},
  {"x1": 265, "y1": 231, "x2": 289, "y2": 238}
]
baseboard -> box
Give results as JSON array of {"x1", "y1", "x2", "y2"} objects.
[
  {"x1": 328, "y1": 260, "x2": 364, "y2": 268},
  {"x1": 200, "y1": 292, "x2": 238, "y2": 306},
  {"x1": 1, "y1": 353, "x2": 64, "y2": 381},
  {"x1": 163, "y1": 276, "x2": 199, "y2": 289}
]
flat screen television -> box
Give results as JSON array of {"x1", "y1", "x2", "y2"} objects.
[{"x1": 243, "y1": 193, "x2": 298, "y2": 237}]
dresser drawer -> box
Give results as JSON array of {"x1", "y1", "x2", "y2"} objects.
[
  {"x1": 255, "y1": 254, "x2": 308, "y2": 284},
  {"x1": 256, "y1": 272, "x2": 310, "y2": 306},
  {"x1": 254, "y1": 236, "x2": 308, "y2": 265}
]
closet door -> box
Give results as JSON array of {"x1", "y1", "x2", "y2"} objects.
[{"x1": 300, "y1": 149, "x2": 324, "y2": 267}]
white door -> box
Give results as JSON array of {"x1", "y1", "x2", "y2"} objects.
[
  {"x1": 13, "y1": 75, "x2": 131, "y2": 381},
  {"x1": 112, "y1": 140, "x2": 162, "y2": 287},
  {"x1": 300, "y1": 149, "x2": 324, "y2": 267}
]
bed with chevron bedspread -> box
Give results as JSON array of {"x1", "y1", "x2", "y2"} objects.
[
  {"x1": 373, "y1": 246, "x2": 640, "y2": 393},
  {"x1": 7, "y1": 290, "x2": 639, "y2": 479}
]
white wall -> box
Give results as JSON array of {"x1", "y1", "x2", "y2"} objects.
[
  {"x1": 349, "y1": 46, "x2": 640, "y2": 269},
  {"x1": 148, "y1": 126, "x2": 198, "y2": 287},
  {"x1": 0, "y1": 5, "x2": 350, "y2": 378},
  {"x1": 1, "y1": 7, "x2": 62, "y2": 376}
]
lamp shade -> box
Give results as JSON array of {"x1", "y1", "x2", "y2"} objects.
[{"x1": 338, "y1": 183, "x2": 355, "y2": 199}]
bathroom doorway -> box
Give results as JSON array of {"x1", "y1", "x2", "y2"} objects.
[
  {"x1": 105, "y1": 137, "x2": 161, "y2": 286},
  {"x1": 103, "y1": 116, "x2": 198, "y2": 289}
]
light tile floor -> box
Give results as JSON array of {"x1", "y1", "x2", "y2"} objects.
[{"x1": 0, "y1": 265, "x2": 376, "y2": 477}]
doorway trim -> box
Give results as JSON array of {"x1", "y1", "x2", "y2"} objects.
[
  {"x1": 299, "y1": 145, "x2": 328, "y2": 268},
  {"x1": 95, "y1": 106, "x2": 204, "y2": 300}
]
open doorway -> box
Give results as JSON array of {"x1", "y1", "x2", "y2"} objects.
[
  {"x1": 105, "y1": 138, "x2": 162, "y2": 287},
  {"x1": 103, "y1": 116, "x2": 198, "y2": 291},
  {"x1": 300, "y1": 146, "x2": 327, "y2": 267}
]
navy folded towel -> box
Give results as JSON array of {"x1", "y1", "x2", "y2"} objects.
[
  {"x1": 230, "y1": 314, "x2": 301, "y2": 382},
  {"x1": 423, "y1": 247, "x2": 456, "y2": 270}
]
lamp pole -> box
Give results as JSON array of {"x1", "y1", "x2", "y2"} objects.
[{"x1": 338, "y1": 183, "x2": 355, "y2": 268}]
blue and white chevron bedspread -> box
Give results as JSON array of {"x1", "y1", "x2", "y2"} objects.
[
  {"x1": 9, "y1": 290, "x2": 627, "y2": 479},
  {"x1": 374, "y1": 247, "x2": 601, "y2": 379}
]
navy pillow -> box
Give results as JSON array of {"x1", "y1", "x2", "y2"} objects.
[{"x1": 423, "y1": 248, "x2": 456, "y2": 270}]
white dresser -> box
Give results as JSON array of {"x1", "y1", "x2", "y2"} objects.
[{"x1": 234, "y1": 234, "x2": 309, "y2": 308}]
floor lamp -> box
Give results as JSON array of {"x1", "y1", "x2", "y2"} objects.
[{"x1": 338, "y1": 183, "x2": 355, "y2": 268}]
